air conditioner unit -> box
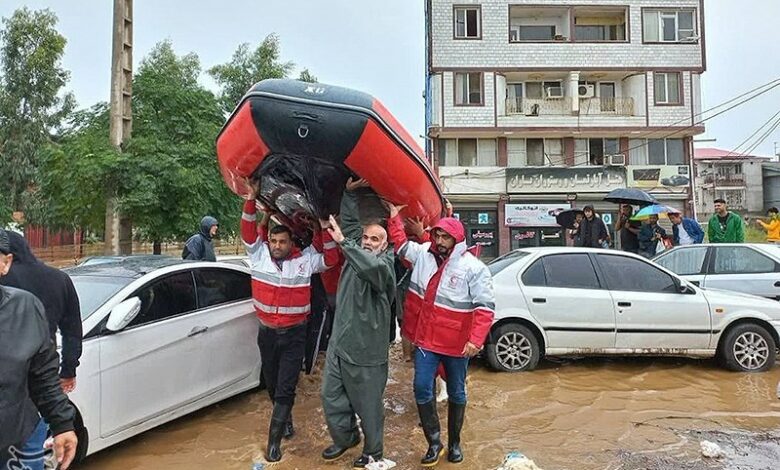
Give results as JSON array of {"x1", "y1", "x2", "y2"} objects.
[
  {"x1": 678, "y1": 165, "x2": 690, "y2": 176},
  {"x1": 578, "y1": 84, "x2": 595, "y2": 98},
  {"x1": 545, "y1": 87, "x2": 564, "y2": 99},
  {"x1": 608, "y1": 154, "x2": 626, "y2": 166}
]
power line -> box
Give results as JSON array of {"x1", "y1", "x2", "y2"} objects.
[
  {"x1": 744, "y1": 114, "x2": 780, "y2": 156},
  {"x1": 724, "y1": 109, "x2": 780, "y2": 157}
]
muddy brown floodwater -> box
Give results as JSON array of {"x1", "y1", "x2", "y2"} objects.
[{"x1": 80, "y1": 346, "x2": 780, "y2": 470}]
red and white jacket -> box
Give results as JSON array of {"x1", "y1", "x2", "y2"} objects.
[
  {"x1": 388, "y1": 215, "x2": 495, "y2": 357},
  {"x1": 241, "y1": 200, "x2": 338, "y2": 328}
]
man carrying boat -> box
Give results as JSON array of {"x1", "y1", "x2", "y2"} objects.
[
  {"x1": 242, "y1": 181, "x2": 338, "y2": 463},
  {"x1": 320, "y1": 178, "x2": 396, "y2": 468}
]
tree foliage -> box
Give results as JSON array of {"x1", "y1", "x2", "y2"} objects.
[
  {"x1": 45, "y1": 41, "x2": 241, "y2": 243},
  {"x1": 208, "y1": 34, "x2": 299, "y2": 113},
  {"x1": 0, "y1": 8, "x2": 74, "y2": 218}
]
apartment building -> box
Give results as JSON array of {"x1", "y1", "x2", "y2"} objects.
[
  {"x1": 424, "y1": 0, "x2": 705, "y2": 256},
  {"x1": 694, "y1": 148, "x2": 769, "y2": 220}
]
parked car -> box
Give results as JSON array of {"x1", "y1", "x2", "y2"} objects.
[
  {"x1": 654, "y1": 244, "x2": 780, "y2": 299},
  {"x1": 62, "y1": 256, "x2": 260, "y2": 462},
  {"x1": 485, "y1": 247, "x2": 780, "y2": 373}
]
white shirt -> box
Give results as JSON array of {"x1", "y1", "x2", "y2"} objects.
[{"x1": 677, "y1": 223, "x2": 694, "y2": 246}]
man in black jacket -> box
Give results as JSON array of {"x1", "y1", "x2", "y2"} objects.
[
  {"x1": 0, "y1": 231, "x2": 82, "y2": 392},
  {"x1": 0, "y1": 230, "x2": 78, "y2": 470},
  {"x1": 182, "y1": 216, "x2": 218, "y2": 261},
  {"x1": 574, "y1": 206, "x2": 609, "y2": 248}
]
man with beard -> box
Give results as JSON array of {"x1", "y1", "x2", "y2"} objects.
[
  {"x1": 387, "y1": 205, "x2": 494, "y2": 466},
  {"x1": 242, "y1": 182, "x2": 338, "y2": 463},
  {"x1": 320, "y1": 178, "x2": 396, "y2": 468}
]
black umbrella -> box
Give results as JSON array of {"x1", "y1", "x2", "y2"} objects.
[
  {"x1": 555, "y1": 209, "x2": 585, "y2": 229},
  {"x1": 603, "y1": 188, "x2": 658, "y2": 207}
]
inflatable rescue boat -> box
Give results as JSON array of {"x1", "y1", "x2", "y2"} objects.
[{"x1": 216, "y1": 79, "x2": 443, "y2": 236}]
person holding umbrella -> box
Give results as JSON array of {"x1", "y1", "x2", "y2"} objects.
[
  {"x1": 555, "y1": 209, "x2": 584, "y2": 247},
  {"x1": 615, "y1": 204, "x2": 641, "y2": 253}
]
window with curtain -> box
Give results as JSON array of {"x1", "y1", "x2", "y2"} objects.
[
  {"x1": 643, "y1": 10, "x2": 697, "y2": 42},
  {"x1": 654, "y1": 72, "x2": 681, "y2": 105},
  {"x1": 454, "y1": 7, "x2": 481, "y2": 38},
  {"x1": 477, "y1": 139, "x2": 498, "y2": 166},
  {"x1": 507, "y1": 138, "x2": 526, "y2": 167},
  {"x1": 455, "y1": 72, "x2": 483, "y2": 105}
]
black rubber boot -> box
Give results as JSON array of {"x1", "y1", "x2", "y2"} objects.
[
  {"x1": 447, "y1": 401, "x2": 466, "y2": 463},
  {"x1": 265, "y1": 403, "x2": 291, "y2": 463},
  {"x1": 353, "y1": 452, "x2": 382, "y2": 469},
  {"x1": 418, "y1": 400, "x2": 445, "y2": 467},
  {"x1": 283, "y1": 414, "x2": 295, "y2": 439},
  {"x1": 322, "y1": 433, "x2": 361, "y2": 461}
]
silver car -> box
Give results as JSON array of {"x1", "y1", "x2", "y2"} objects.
[
  {"x1": 485, "y1": 247, "x2": 780, "y2": 373},
  {"x1": 654, "y1": 244, "x2": 780, "y2": 299}
]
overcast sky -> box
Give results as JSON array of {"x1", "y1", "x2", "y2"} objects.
[{"x1": 1, "y1": 0, "x2": 778, "y2": 157}]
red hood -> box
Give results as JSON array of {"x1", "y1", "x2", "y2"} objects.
[{"x1": 431, "y1": 217, "x2": 466, "y2": 244}]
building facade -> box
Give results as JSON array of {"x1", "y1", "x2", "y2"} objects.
[
  {"x1": 425, "y1": 0, "x2": 706, "y2": 256},
  {"x1": 694, "y1": 148, "x2": 768, "y2": 220}
]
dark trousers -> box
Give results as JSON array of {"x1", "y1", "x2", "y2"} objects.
[
  {"x1": 257, "y1": 321, "x2": 307, "y2": 406},
  {"x1": 321, "y1": 352, "x2": 388, "y2": 457}
]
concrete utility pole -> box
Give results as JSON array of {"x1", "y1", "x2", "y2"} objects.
[{"x1": 106, "y1": 0, "x2": 133, "y2": 255}]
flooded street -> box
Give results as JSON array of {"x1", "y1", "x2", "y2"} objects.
[{"x1": 80, "y1": 346, "x2": 780, "y2": 470}]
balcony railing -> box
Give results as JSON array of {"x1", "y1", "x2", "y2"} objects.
[
  {"x1": 704, "y1": 174, "x2": 746, "y2": 186},
  {"x1": 506, "y1": 97, "x2": 572, "y2": 115},
  {"x1": 505, "y1": 97, "x2": 634, "y2": 116},
  {"x1": 580, "y1": 97, "x2": 634, "y2": 116}
]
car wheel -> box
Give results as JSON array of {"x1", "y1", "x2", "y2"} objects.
[
  {"x1": 486, "y1": 323, "x2": 540, "y2": 372},
  {"x1": 720, "y1": 323, "x2": 776, "y2": 372}
]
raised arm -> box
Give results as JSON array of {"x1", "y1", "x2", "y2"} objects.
[{"x1": 327, "y1": 215, "x2": 395, "y2": 291}]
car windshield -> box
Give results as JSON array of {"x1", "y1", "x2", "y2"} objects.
[
  {"x1": 70, "y1": 275, "x2": 133, "y2": 321},
  {"x1": 488, "y1": 250, "x2": 530, "y2": 275}
]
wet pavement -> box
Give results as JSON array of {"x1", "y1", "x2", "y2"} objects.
[{"x1": 79, "y1": 346, "x2": 780, "y2": 469}]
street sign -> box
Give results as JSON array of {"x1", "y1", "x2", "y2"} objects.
[
  {"x1": 478, "y1": 213, "x2": 489, "y2": 224},
  {"x1": 602, "y1": 214, "x2": 613, "y2": 225}
]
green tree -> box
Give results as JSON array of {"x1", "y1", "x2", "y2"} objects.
[
  {"x1": 0, "y1": 8, "x2": 74, "y2": 220},
  {"x1": 298, "y1": 68, "x2": 318, "y2": 83},
  {"x1": 208, "y1": 34, "x2": 297, "y2": 113},
  {"x1": 44, "y1": 41, "x2": 241, "y2": 252}
]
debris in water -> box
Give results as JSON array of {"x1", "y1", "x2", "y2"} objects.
[
  {"x1": 251, "y1": 463, "x2": 266, "y2": 470},
  {"x1": 700, "y1": 440, "x2": 725, "y2": 459},
  {"x1": 365, "y1": 457, "x2": 397, "y2": 469},
  {"x1": 496, "y1": 452, "x2": 544, "y2": 470}
]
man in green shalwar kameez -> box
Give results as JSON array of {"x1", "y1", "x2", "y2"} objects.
[{"x1": 320, "y1": 178, "x2": 396, "y2": 469}]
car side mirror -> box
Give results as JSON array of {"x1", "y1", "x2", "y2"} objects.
[{"x1": 106, "y1": 297, "x2": 142, "y2": 332}]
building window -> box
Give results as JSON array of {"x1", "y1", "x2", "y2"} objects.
[
  {"x1": 454, "y1": 6, "x2": 481, "y2": 39},
  {"x1": 508, "y1": 138, "x2": 563, "y2": 167},
  {"x1": 654, "y1": 72, "x2": 681, "y2": 105},
  {"x1": 648, "y1": 139, "x2": 685, "y2": 165},
  {"x1": 455, "y1": 72, "x2": 483, "y2": 105},
  {"x1": 584, "y1": 138, "x2": 620, "y2": 166},
  {"x1": 441, "y1": 138, "x2": 497, "y2": 167},
  {"x1": 513, "y1": 25, "x2": 556, "y2": 41},
  {"x1": 509, "y1": 6, "x2": 569, "y2": 42},
  {"x1": 643, "y1": 9, "x2": 696, "y2": 43}
]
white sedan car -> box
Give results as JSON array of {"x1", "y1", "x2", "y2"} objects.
[
  {"x1": 654, "y1": 243, "x2": 780, "y2": 299},
  {"x1": 63, "y1": 256, "x2": 260, "y2": 462},
  {"x1": 484, "y1": 247, "x2": 780, "y2": 373}
]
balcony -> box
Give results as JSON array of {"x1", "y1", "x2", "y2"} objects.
[
  {"x1": 704, "y1": 174, "x2": 746, "y2": 187},
  {"x1": 506, "y1": 97, "x2": 634, "y2": 116},
  {"x1": 508, "y1": 6, "x2": 628, "y2": 43}
]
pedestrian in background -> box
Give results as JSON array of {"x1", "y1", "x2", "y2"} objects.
[
  {"x1": 574, "y1": 206, "x2": 609, "y2": 249},
  {"x1": 638, "y1": 215, "x2": 667, "y2": 258},
  {"x1": 708, "y1": 199, "x2": 745, "y2": 243},
  {"x1": 182, "y1": 216, "x2": 218, "y2": 261},
  {"x1": 615, "y1": 204, "x2": 641, "y2": 253},
  {"x1": 756, "y1": 207, "x2": 780, "y2": 243},
  {"x1": 669, "y1": 212, "x2": 704, "y2": 246}
]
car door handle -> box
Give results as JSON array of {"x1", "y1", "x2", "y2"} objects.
[
  {"x1": 188, "y1": 326, "x2": 209, "y2": 337},
  {"x1": 532, "y1": 298, "x2": 547, "y2": 304},
  {"x1": 617, "y1": 302, "x2": 632, "y2": 308}
]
